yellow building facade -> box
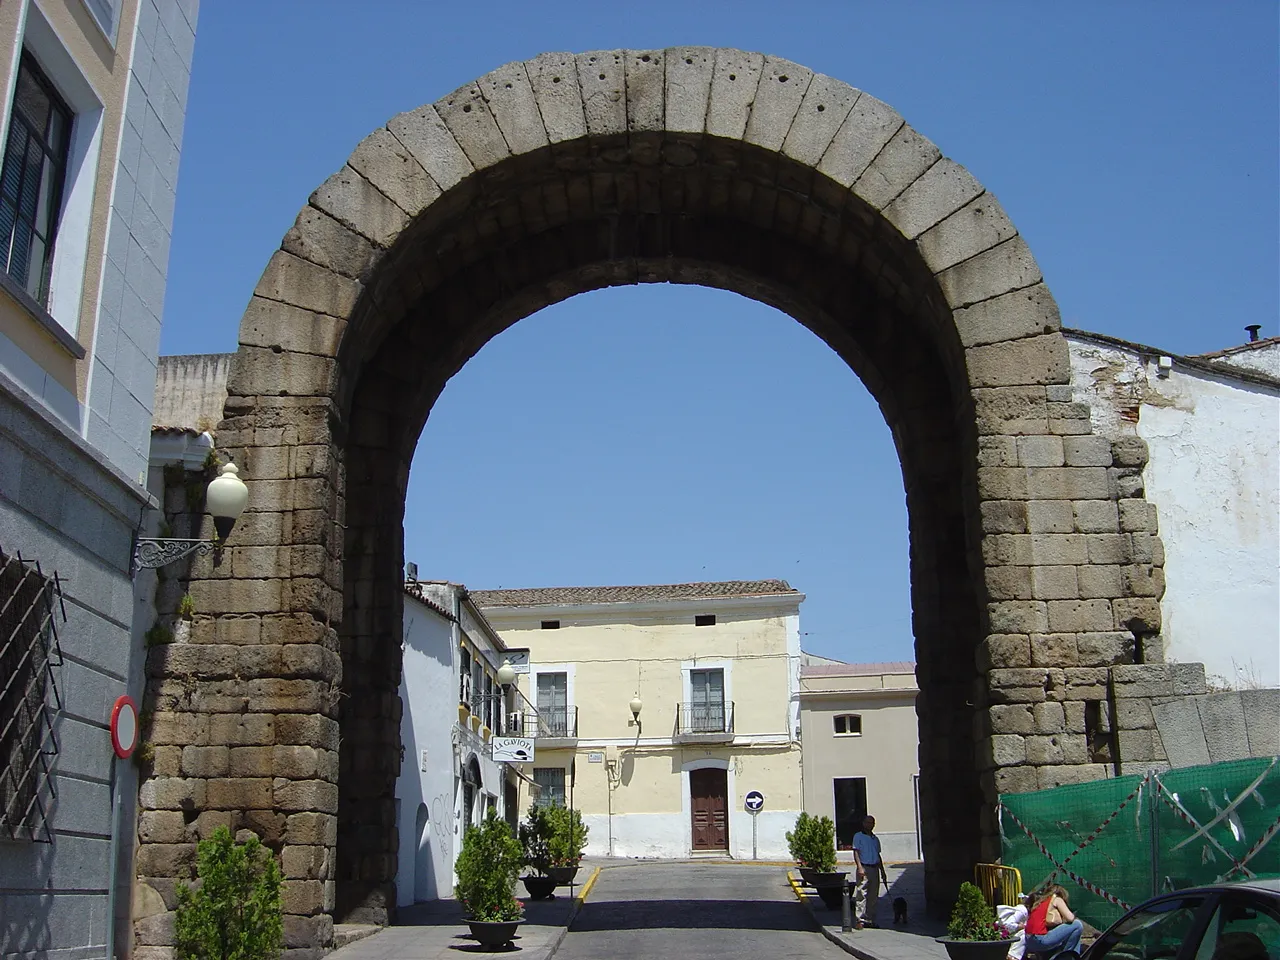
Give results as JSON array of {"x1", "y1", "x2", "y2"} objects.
[{"x1": 474, "y1": 581, "x2": 805, "y2": 859}]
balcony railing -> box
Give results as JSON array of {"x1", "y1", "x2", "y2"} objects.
[
  {"x1": 676, "y1": 701, "x2": 734, "y2": 740},
  {"x1": 506, "y1": 706, "x2": 578, "y2": 740}
]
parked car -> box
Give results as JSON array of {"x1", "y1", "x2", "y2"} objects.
[{"x1": 1081, "y1": 878, "x2": 1279, "y2": 960}]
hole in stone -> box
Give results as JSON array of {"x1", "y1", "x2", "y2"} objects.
[
  {"x1": 463, "y1": 104, "x2": 472, "y2": 113},
  {"x1": 599, "y1": 73, "x2": 606, "y2": 80},
  {"x1": 817, "y1": 104, "x2": 825, "y2": 112},
  {"x1": 271, "y1": 344, "x2": 283, "y2": 354},
  {"x1": 641, "y1": 54, "x2": 651, "y2": 62},
  {"x1": 552, "y1": 76, "x2": 561, "y2": 83},
  {"x1": 729, "y1": 73, "x2": 736, "y2": 81},
  {"x1": 779, "y1": 74, "x2": 789, "y2": 82},
  {"x1": 685, "y1": 58, "x2": 693, "y2": 65},
  {"x1": 505, "y1": 82, "x2": 512, "y2": 89},
  {"x1": 1044, "y1": 325, "x2": 1052, "y2": 334}
]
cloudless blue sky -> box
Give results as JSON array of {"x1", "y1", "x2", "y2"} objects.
[{"x1": 160, "y1": 2, "x2": 1278, "y2": 664}]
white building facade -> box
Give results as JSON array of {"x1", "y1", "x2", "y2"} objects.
[
  {"x1": 393, "y1": 580, "x2": 526, "y2": 907},
  {"x1": 1066, "y1": 330, "x2": 1280, "y2": 688}
]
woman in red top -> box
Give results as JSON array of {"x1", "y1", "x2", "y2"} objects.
[{"x1": 1025, "y1": 884, "x2": 1084, "y2": 958}]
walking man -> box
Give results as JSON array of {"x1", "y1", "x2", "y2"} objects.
[{"x1": 852, "y1": 815, "x2": 888, "y2": 927}]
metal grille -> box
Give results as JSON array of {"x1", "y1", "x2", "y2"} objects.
[{"x1": 0, "y1": 546, "x2": 65, "y2": 842}]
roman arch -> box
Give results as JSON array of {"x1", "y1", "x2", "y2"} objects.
[{"x1": 134, "y1": 49, "x2": 1178, "y2": 951}]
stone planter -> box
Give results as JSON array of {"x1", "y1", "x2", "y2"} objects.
[
  {"x1": 547, "y1": 865, "x2": 579, "y2": 886},
  {"x1": 936, "y1": 938, "x2": 1014, "y2": 960},
  {"x1": 521, "y1": 875, "x2": 557, "y2": 900},
  {"x1": 466, "y1": 919, "x2": 523, "y2": 949}
]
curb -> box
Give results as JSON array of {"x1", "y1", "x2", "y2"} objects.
[
  {"x1": 786, "y1": 869, "x2": 880, "y2": 960},
  {"x1": 546, "y1": 865, "x2": 601, "y2": 958}
]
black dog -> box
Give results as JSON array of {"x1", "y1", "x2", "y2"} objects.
[{"x1": 893, "y1": 897, "x2": 908, "y2": 925}]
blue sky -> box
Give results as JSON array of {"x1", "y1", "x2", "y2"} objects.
[{"x1": 160, "y1": 2, "x2": 1278, "y2": 664}]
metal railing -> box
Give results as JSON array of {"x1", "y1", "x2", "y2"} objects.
[
  {"x1": 507, "y1": 706, "x2": 578, "y2": 739},
  {"x1": 677, "y1": 701, "x2": 734, "y2": 737}
]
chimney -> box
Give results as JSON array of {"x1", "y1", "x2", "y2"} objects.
[{"x1": 1245, "y1": 324, "x2": 1261, "y2": 342}]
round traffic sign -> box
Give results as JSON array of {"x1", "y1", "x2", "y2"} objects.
[
  {"x1": 110, "y1": 695, "x2": 139, "y2": 759},
  {"x1": 744, "y1": 790, "x2": 765, "y2": 812}
]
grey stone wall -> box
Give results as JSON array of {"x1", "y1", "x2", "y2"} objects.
[
  {"x1": 0, "y1": 369, "x2": 150, "y2": 960},
  {"x1": 86, "y1": 0, "x2": 199, "y2": 482}
]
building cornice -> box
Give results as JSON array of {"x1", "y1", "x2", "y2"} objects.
[{"x1": 480, "y1": 591, "x2": 805, "y2": 624}]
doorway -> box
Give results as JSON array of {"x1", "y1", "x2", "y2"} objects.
[
  {"x1": 690, "y1": 768, "x2": 729, "y2": 852},
  {"x1": 833, "y1": 777, "x2": 867, "y2": 850}
]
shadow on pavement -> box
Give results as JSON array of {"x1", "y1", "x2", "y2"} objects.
[{"x1": 571, "y1": 897, "x2": 817, "y2": 932}]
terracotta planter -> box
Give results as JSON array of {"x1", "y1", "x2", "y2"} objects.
[
  {"x1": 521, "y1": 875, "x2": 557, "y2": 900},
  {"x1": 936, "y1": 938, "x2": 1014, "y2": 960},
  {"x1": 466, "y1": 918, "x2": 523, "y2": 949},
  {"x1": 548, "y1": 865, "x2": 579, "y2": 885}
]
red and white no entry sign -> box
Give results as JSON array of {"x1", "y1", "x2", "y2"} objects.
[{"x1": 110, "y1": 695, "x2": 139, "y2": 759}]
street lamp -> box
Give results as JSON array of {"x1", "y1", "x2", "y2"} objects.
[
  {"x1": 496, "y1": 660, "x2": 516, "y2": 687},
  {"x1": 132, "y1": 462, "x2": 249, "y2": 575},
  {"x1": 629, "y1": 693, "x2": 643, "y2": 730}
]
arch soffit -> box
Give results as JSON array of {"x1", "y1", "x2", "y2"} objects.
[{"x1": 232, "y1": 47, "x2": 1069, "y2": 425}]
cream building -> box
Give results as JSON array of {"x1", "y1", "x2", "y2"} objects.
[
  {"x1": 799, "y1": 658, "x2": 922, "y2": 862},
  {"x1": 0, "y1": 3, "x2": 197, "y2": 958},
  {"x1": 473, "y1": 580, "x2": 805, "y2": 860}
]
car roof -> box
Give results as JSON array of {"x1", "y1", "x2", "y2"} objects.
[{"x1": 1162, "y1": 877, "x2": 1280, "y2": 898}]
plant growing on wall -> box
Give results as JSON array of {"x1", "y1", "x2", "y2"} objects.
[
  {"x1": 175, "y1": 826, "x2": 282, "y2": 960},
  {"x1": 785, "y1": 812, "x2": 837, "y2": 872},
  {"x1": 455, "y1": 810, "x2": 524, "y2": 922}
]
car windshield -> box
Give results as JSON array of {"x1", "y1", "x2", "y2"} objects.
[
  {"x1": 1091, "y1": 896, "x2": 1205, "y2": 959},
  {"x1": 1190, "y1": 892, "x2": 1280, "y2": 960}
]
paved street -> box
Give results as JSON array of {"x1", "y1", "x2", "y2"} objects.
[{"x1": 552, "y1": 860, "x2": 848, "y2": 959}]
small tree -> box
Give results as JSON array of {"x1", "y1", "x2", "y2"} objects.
[
  {"x1": 545, "y1": 804, "x2": 588, "y2": 867},
  {"x1": 947, "y1": 881, "x2": 1006, "y2": 941},
  {"x1": 455, "y1": 810, "x2": 524, "y2": 922},
  {"x1": 785, "y1": 812, "x2": 837, "y2": 872},
  {"x1": 175, "y1": 826, "x2": 282, "y2": 960},
  {"x1": 519, "y1": 804, "x2": 554, "y2": 877}
]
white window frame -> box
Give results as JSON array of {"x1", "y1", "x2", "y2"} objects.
[
  {"x1": 4, "y1": 6, "x2": 105, "y2": 340},
  {"x1": 681, "y1": 659, "x2": 732, "y2": 711},
  {"x1": 833, "y1": 713, "x2": 863, "y2": 737},
  {"x1": 530, "y1": 662, "x2": 575, "y2": 723}
]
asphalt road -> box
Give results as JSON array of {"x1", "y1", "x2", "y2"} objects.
[{"x1": 552, "y1": 860, "x2": 851, "y2": 959}]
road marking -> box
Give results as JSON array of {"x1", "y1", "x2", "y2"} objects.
[{"x1": 577, "y1": 866, "x2": 602, "y2": 904}]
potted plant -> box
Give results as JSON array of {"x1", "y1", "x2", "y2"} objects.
[
  {"x1": 936, "y1": 881, "x2": 1012, "y2": 960},
  {"x1": 454, "y1": 809, "x2": 525, "y2": 948},
  {"x1": 544, "y1": 804, "x2": 588, "y2": 886},
  {"x1": 518, "y1": 804, "x2": 558, "y2": 901},
  {"x1": 785, "y1": 812, "x2": 846, "y2": 906}
]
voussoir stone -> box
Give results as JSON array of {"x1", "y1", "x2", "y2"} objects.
[
  {"x1": 664, "y1": 46, "x2": 715, "y2": 135},
  {"x1": 525, "y1": 52, "x2": 588, "y2": 144},
  {"x1": 435, "y1": 82, "x2": 512, "y2": 171},
  {"x1": 884, "y1": 158, "x2": 984, "y2": 241},
  {"x1": 745, "y1": 55, "x2": 812, "y2": 152},
  {"x1": 916, "y1": 192, "x2": 1018, "y2": 275},
  {"x1": 782, "y1": 72, "x2": 859, "y2": 167},
  {"x1": 478, "y1": 61, "x2": 549, "y2": 157},
  {"x1": 576, "y1": 51, "x2": 627, "y2": 137}
]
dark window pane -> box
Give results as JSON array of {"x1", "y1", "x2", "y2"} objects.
[{"x1": 12, "y1": 67, "x2": 49, "y2": 133}]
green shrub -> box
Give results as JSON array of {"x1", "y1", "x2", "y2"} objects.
[
  {"x1": 178, "y1": 593, "x2": 197, "y2": 620},
  {"x1": 455, "y1": 810, "x2": 524, "y2": 922},
  {"x1": 175, "y1": 826, "x2": 282, "y2": 960},
  {"x1": 947, "y1": 881, "x2": 1005, "y2": 941},
  {"x1": 545, "y1": 804, "x2": 588, "y2": 867},
  {"x1": 785, "y1": 812, "x2": 837, "y2": 872},
  {"x1": 519, "y1": 804, "x2": 553, "y2": 876},
  {"x1": 145, "y1": 622, "x2": 174, "y2": 648}
]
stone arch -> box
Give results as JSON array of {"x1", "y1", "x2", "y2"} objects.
[{"x1": 137, "y1": 48, "x2": 1169, "y2": 950}]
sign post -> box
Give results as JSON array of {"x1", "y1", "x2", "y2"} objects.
[
  {"x1": 744, "y1": 790, "x2": 764, "y2": 860},
  {"x1": 105, "y1": 695, "x2": 139, "y2": 960}
]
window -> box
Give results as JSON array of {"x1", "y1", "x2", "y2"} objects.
[
  {"x1": 0, "y1": 53, "x2": 72, "y2": 307},
  {"x1": 1191, "y1": 893, "x2": 1280, "y2": 960},
  {"x1": 540, "y1": 620, "x2": 560, "y2": 630},
  {"x1": 0, "y1": 546, "x2": 65, "y2": 842},
  {"x1": 695, "y1": 614, "x2": 716, "y2": 626},
  {"x1": 833, "y1": 714, "x2": 862, "y2": 736},
  {"x1": 458, "y1": 646, "x2": 471, "y2": 705},
  {"x1": 536, "y1": 672, "x2": 568, "y2": 737},
  {"x1": 1089, "y1": 897, "x2": 1205, "y2": 959},
  {"x1": 689, "y1": 668, "x2": 725, "y2": 732},
  {"x1": 533, "y1": 767, "x2": 566, "y2": 808},
  {"x1": 483, "y1": 673, "x2": 494, "y2": 730}
]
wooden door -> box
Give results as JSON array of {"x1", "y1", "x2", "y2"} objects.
[{"x1": 690, "y1": 768, "x2": 729, "y2": 850}]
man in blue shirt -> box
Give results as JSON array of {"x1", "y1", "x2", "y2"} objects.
[{"x1": 852, "y1": 815, "x2": 888, "y2": 927}]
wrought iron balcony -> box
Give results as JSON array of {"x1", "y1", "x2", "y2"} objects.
[
  {"x1": 506, "y1": 706, "x2": 578, "y2": 742},
  {"x1": 675, "y1": 701, "x2": 735, "y2": 742}
]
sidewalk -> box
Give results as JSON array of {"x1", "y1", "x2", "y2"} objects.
[
  {"x1": 789, "y1": 862, "x2": 952, "y2": 960},
  {"x1": 325, "y1": 866, "x2": 599, "y2": 959}
]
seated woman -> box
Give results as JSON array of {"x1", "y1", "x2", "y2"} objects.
[{"x1": 1024, "y1": 884, "x2": 1084, "y2": 958}]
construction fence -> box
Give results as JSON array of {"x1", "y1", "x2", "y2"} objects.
[{"x1": 999, "y1": 756, "x2": 1280, "y2": 930}]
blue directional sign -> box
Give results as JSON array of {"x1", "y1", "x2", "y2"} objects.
[{"x1": 744, "y1": 790, "x2": 765, "y2": 813}]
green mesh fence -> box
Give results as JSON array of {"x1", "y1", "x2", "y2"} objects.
[{"x1": 999, "y1": 757, "x2": 1280, "y2": 931}]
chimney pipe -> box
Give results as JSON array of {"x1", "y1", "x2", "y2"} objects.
[{"x1": 1245, "y1": 324, "x2": 1261, "y2": 342}]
